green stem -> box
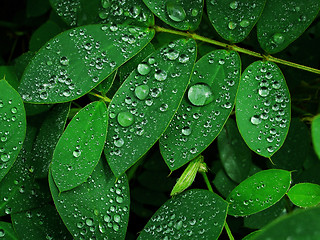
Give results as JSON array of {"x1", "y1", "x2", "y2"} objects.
[
  {"x1": 154, "y1": 26, "x2": 320, "y2": 75},
  {"x1": 224, "y1": 222, "x2": 235, "y2": 240},
  {"x1": 88, "y1": 92, "x2": 111, "y2": 102}
]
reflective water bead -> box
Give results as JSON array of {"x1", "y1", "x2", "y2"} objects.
[
  {"x1": 137, "y1": 63, "x2": 151, "y2": 75},
  {"x1": 250, "y1": 115, "x2": 262, "y2": 125},
  {"x1": 166, "y1": 2, "x2": 186, "y2": 22},
  {"x1": 117, "y1": 112, "x2": 134, "y2": 127},
  {"x1": 154, "y1": 70, "x2": 167, "y2": 81},
  {"x1": 135, "y1": 84, "x2": 150, "y2": 100},
  {"x1": 273, "y1": 33, "x2": 285, "y2": 45},
  {"x1": 187, "y1": 83, "x2": 214, "y2": 106}
]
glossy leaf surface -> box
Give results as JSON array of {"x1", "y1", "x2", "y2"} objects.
[
  {"x1": 0, "y1": 221, "x2": 18, "y2": 240},
  {"x1": 257, "y1": 0, "x2": 320, "y2": 54},
  {"x1": 19, "y1": 24, "x2": 154, "y2": 103},
  {"x1": 51, "y1": 101, "x2": 107, "y2": 191},
  {"x1": 227, "y1": 169, "x2": 291, "y2": 216},
  {"x1": 49, "y1": 159, "x2": 130, "y2": 240},
  {"x1": 207, "y1": 0, "x2": 266, "y2": 43},
  {"x1": 254, "y1": 207, "x2": 320, "y2": 239},
  {"x1": 312, "y1": 115, "x2": 320, "y2": 159},
  {"x1": 143, "y1": 0, "x2": 203, "y2": 30},
  {"x1": 236, "y1": 61, "x2": 290, "y2": 158},
  {"x1": 104, "y1": 38, "x2": 196, "y2": 177},
  {"x1": 138, "y1": 189, "x2": 228, "y2": 240},
  {"x1": 287, "y1": 183, "x2": 320, "y2": 208},
  {"x1": 0, "y1": 79, "x2": 26, "y2": 182},
  {"x1": 160, "y1": 50, "x2": 241, "y2": 170}
]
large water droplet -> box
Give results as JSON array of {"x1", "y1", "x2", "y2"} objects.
[
  {"x1": 250, "y1": 115, "x2": 262, "y2": 125},
  {"x1": 187, "y1": 83, "x2": 214, "y2": 106},
  {"x1": 258, "y1": 87, "x2": 269, "y2": 97},
  {"x1": 154, "y1": 70, "x2": 167, "y2": 81},
  {"x1": 114, "y1": 138, "x2": 124, "y2": 148},
  {"x1": 1, "y1": 153, "x2": 10, "y2": 162},
  {"x1": 229, "y1": 1, "x2": 238, "y2": 9},
  {"x1": 137, "y1": 63, "x2": 151, "y2": 75},
  {"x1": 73, "y1": 149, "x2": 81, "y2": 158},
  {"x1": 135, "y1": 85, "x2": 149, "y2": 100},
  {"x1": 117, "y1": 112, "x2": 134, "y2": 127},
  {"x1": 166, "y1": 2, "x2": 186, "y2": 22},
  {"x1": 273, "y1": 33, "x2": 285, "y2": 44},
  {"x1": 240, "y1": 19, "x2": 250, "y2": 28},
  {"x1": 182, "y1": 126, "x2": 192, "y2": 136},
  {"x1": 228, "y1": 22, "x2": 237, "y2": 30}
]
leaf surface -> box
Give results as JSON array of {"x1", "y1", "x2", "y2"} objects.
[
  {"x1": 312, "y1": 115, "x2": 320, "y2": 160},
  {"x1": 0, "y1": 221, "x2": 18, "y2": 240},
  {"x1": 287, "y1": 183, "x2": 320, "y2": 208}
]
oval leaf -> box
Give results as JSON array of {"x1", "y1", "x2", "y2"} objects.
[
  {"x1": 254, "y1": 207, "x2": 320, "y2": 239},
  {"x1": 207, "y1": 0, "x2": 266, "y2": 43},
  {"x1": 257, "y1": 0, "x2": 320, "y2": 54},
  {"x1": 51, "y1": 101, "x2": 107, "y2": 192},
  {"x1": 19, "y1": 24, "x2": 155, "y2": 103},
  {"x1": 0, "y1": 79, "x2": 26, "y2": 182},
  {"x1": 104, "y1": 38, "x2": 196, "y2": 177},
  {"x1": 235, "y1": 61, "x2": 291, "y2": 158},
  {"x1": 311, "y1": 115, "x2": 320, "y2": 160},
  {"x1": 287, "y1": 183, "x2": 320, "y2": 208},
  {"x1": 143, "y1": 0, "x2": 203, "y2": 30},
  {"x1": 160, "y1": 50, "x2": 241, "y2": 170},
  {"x1": 49, "y1": 159, "x2": 130, "y2": 240},
  {"x1": 138, "y1": 189, "x2": 228, "y2": 240},
  {"x1": 227, "y1": 169, "x2": 291, "y2": 216}
]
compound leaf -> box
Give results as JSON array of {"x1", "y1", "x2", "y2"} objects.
[
  {"x1": 235, "y1": 61, "x2": 291, "y2": 158},
  {"x1": 138, "y1": 189, "x2": 228, "y2": 240},
  {"x1": 287, "y1": 183, "x2": 320, "y2": 208},
  {"x1": 227, "y1": 169, "x2": 291, "y2": 216},
  {"x1": 51, "y1": 101, "x2": 107, "y2": 192},
  {"x1": 104, "y1": 38, "x2": 196, "y2": 177},
  {"x1": 19, "y1": 24, "x2": 154, "y2": 103},
  {"x1": 160, "y1": 50, "x2": 241, "y2": 171}
]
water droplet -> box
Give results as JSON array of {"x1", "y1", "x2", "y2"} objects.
[
  {"x1": 229, "y1": 1, "x2": 238, "y2": 9},
  {"x1": 179, "y1": 54, "x2": 189, "y2": 63},
  {"x1": 85, "y1": 218, "x2": 94, "y2": 226},
  {"x1": 135, "y1": 85, "x2": 150, "y2": 100},
  {"x1": 114, "y1": 138, "x2": 124, "y2": 148},
  {"x1": 182, "y1": 126, "x2": 192, "y2": 136},
  {"x1": 188, "y1": 83, "x2": 214, "y2": 106},
  {"x1": 273, "y1": 33, "x2": 285, "y2": 44},
  {"x1": 11, "y1": 107, "x2": 17, "y2": 114},
  {"x1": 240, "y1": 19, "x2": 250, "y2": 28},
  {"x1": 191, "y1": 9, "x2": 199, "y2": 16},
  {"x1": 166, "y1": 49, "x2": 179, "y2": 60},
  {"x1": 137, "y1": 63, "x2": 151, "y2": 75},
  {"x1": 258, "y1": 87, "x2": 269, "y2": 97},
  {"x1": 166, "y1": 2, "x2": 186, "y2": 22},
  {"x1": 251, "y1": 115, "x2": 262, "y2": 125},
  {"x1": 0, "y1": 229, "x2": 5, "y2": 237},
  {"x1": 228, "y1": 22, "x2": 237, "y2": 30},
  {"x1": 1, "y1": 153, "x2": 10, "y2": 162},
  {"x1": 160, "y1": 104, "x2": 168, "y2": 112},
  {"x1": 104, "y1": 215, "x2": 111, "y2": 222},
  {"x1": 154, "y1": 69, "x2": 167, "y2": 81},
  {"x1": 117, "y1": 112, "x2": 134, "y2": 127},
  {"x1": 60, "y1": 56, "x2": 69, "y2": 66},
  {"x1": 73, "y1": 149, "x2": 81, "y2": 158},
  {"x1": 113, "y1": 214, "x2": 121, "y2": 223}
]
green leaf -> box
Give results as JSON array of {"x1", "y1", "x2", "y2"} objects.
[
  {"x1": 11, "y1": 205, "x2": 72, "y2": 240},
  {"x1": 137, "y1": 189, "x2": 228, "y2": 240},
  {"x1": 104, "y1": 38, "x2": 196, "y2": 177},
  {"x1": 160, "y1": 50, "x2": 241, "y2": 170},
  {"x1": 27, "y1": 0, "x2": 50, "y2": 17},
  {"x1": 213, "y1": 169, "x2": 237, "y2": 198},
  {"x1": 242, "y1": 230, "x2": 261, "y2": 240},
  {"x1": 31, "y1": 103, "x2": 70, "y2": 179},
  {"x1": 254, "y1": 207, "x2": 320, "y2": 239},
  {"x1": 235, "y1": 61, "x2": 291, "y2": 158},
  {"x1": 218, "y1": 118, "x2": 252, "y2": 183},
  {"x1": 207, "y1": 0, "x2": 266, "y2": 43},
  {"x1": 51, "y1": 101, "x2": 107, "y2": 192},
  {"x1": 0, "y1": 66, "x2": 19, "y2": 90},
  {"x1": 257, "y1": 0, "x2": 320, "y2": 54},
  {"x1": 49, "y1": 158, "x2": 130, "y2": 240},
  {"x1": 0, "y1": 221, "x2": 18, "y2": 240},
  {"x1": 227, "y1": 169, "x2": 291, "y2": 216},
  {"x1": 311, "y1": 115, "x2": 320, "y2": 160},
  {"x1": 143, "y1": 0, "x2": 203, "y2": 30},
  {"x1": 94, "y1": 70, "x2": 117, "y2": 96},
  {"x1": 287, "y1": 183, "x2": 320, "y2": 208},
  {"x1": 0, "y1": 79, "x2": 26, "y2": 182},
  {"x1": 18, "y1": 24, "x2": 155, "y2": 103}
]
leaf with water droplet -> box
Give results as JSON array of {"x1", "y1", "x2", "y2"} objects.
[
  {"x1": 143, "y1": 0, "x2": 203, "y2": 30},
  {"x1": 0, "y1": 221, "x2": 18, "y2": 239},
  {"x1": 253, "y1": 207, "x2": 320, "y2": 239},
  {"x1": 227, "y1": 169, "x2": 291, "y2": 216},
  {"x1": 94, "y1": 70, "x2": 117, "y2": 96},
  {"x1": 311, "y1": 114, "x2": 320, "y2": 160},
  {"x1": 218, "y1": 118, "x2": 252, "y2": 183},
  {"x1": 257, "y1": 0, "x2": 320, "y2": 53},
  {"x1": 138, "y1": 189, "x2": 228, "y2": 240},
  {"x1": 30, "y1": 103, "x2": 70, "y2": 179},
  {"x1": 49, "y1": 158, "x2": 130, "y2": 239},
  {"x1": 104, "y1": 38, "x2": 196, "y2": 177},
  {"x1": 0, "y1": 79, "x2": 26, "y2": 182},
  {"x1": 18, "y1": 24, "x2": 154, "y2": 103},
  {"x1": 11, "y1": 205, "x2": 72, "y2": 240},
  {"x1": 160, "y1": 50, "x2": 241, "y2": 171},
  {"x1": 287, "y1": 183, "x2": 320, "y2": 208},
  {"x1": 236, "y1": 61, "x2": 291, "y2": 158},
  {"x1": 51, "y1": 101, "x2": 107, "y2": 192},
  {"x1": 207, "y1": 0, "x2": 266, "y2": 42},
  {"x1": 0, "y1": 66, "x2": 19, "y2": 90}
]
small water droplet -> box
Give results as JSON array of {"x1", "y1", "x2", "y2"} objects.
[
  {"x1": 114, "y1": 138, "x2": 124, "y2": 148},
  {"x1": 1, "y1": 153, "x2": 10, "y2": 162},
  {"x1": 154, "y1": 69, "x2": 167, "y2": 81},
  {"x1": 182, "y1": 126, "x2": 192, "y2": 136},
  {"x1": 228, "y1": 22, "x2": 237, "y2": 30},
  {"x1": 240, "y1": 19, "x2": 250, "y2": 28},
  {"x1": 251, "y1": 115, "x2": 262, "y2": 125},
  {"x1": 73, "y1": 149, "x2": 81, "y2": 158},
  {"x1": 258, "y1": 87, "x2": 269, "y2": 97},
  {"x1": 160, "y1": 104, "x2": 168, "y2": 112},
  {"x1": 188, "y1": 83, "x2": 214, "y2": 106},
  {"x1": 60, "y1": 56, "x2": 69, "y2": 66},
  {"x1": 273, "y1": 33, "x2": 285, "y2": 44},
  {"x1": 166, "y1": 2, "x2": 186, "y2": 22},
  {"x1": 229, "y1": 1, "x2": 238, "y2": 9}
]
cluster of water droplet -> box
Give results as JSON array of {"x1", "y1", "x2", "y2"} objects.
[
  {"x1": 54, "y1": 0, "x2": 80, "y2": 26},
  {"x1": 160, "y1": 51, "x2": 239, "y2": 169}
]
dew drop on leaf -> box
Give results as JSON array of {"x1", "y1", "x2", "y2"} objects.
[
  {"x1": 154, "y1": 69, "x2": 167, "y2": 81},
  {"x1": 251, "y1": 115, "x2": 262, "y2": 125},
  {"x1": 134, "y1": 85, "x2": 150, "y2": 100},
  {"x1": 137, "y1": 63, "x2": 151, "y2": 75},
  {"x1": 273, "y1": 33, "x2": 285, "y2": 45},
  {"x1": 187, "y1": 83, "x2": 214, "y2": 106},
  {"x1": 166, "y1": 2, "x2": 186, "y2": 22},
  {"x1": 117, "y1": 112, "x2": 134, "y2": 127}
]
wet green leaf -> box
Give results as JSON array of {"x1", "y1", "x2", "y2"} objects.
[
  {"x1": 51, "y1": 101, "x2": 107, "y2": 192},
  {"x1": 311, "y1": 115, "x2": 320, "y2": 160},
  {"x1": 218, "y1": 118, "x2": 252, "y2": 183},
  {"x1": 19, "y1": 24, "x2": 155, "y2": 103},
  {"x1": 0, "y1": 221, "x2": 18, "y2": 240},
  {"x1": 160, "y1": 50, "x2": 241, "y2": 170},
  {"x1": 49, "y1": 158, "x2": 130, "y2": 240},
  {"x1": 0, "y1": 79, "x2": 26, "y2": 182},
  {"x1": 0, "y1": 66, "x2": 19, "y2": 90},
  {"x1": 138, "y1": 189, "x2": 228, "y2": 240},
  {"x1": 257, "y1": 0, "x2": 320, "y2": 54},
  {"x1": 235, "y1": 61, "x2": 291, "y2": 158},
  {"x1": 287, "y1": 183, "x2": 320, "y2": 208},
  {"x1": 104, "y1": 38, "x2": 196, "y2": 177},
  {"x1": 254, "y1": 207, "x2": 320, "y2": 239},
  {"x1": 11, "y1": 205, "x2": 72, "y2": 240},
  {"x1": 94, "y1": 70, "x2": 117, "y2": 96},
  {"x1": 207, "y1": 0, "x2": 266, "y2": 43},
  {"x1": 227, "y1": 169, "x2": 291, "y2": 216},
  {"x1": 143, "y1": 0, "x2": 203, "y2": 30}
]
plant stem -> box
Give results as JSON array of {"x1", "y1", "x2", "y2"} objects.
[
  {"x1": 154, "y1": 26, "x2": 320, "y2": 75},
  {"x1": 88, "y1": 92, "x2": 111, "y2": 102},
  {"x1": 224, "y1": 222, "x2": 235, "y2": 240}
]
